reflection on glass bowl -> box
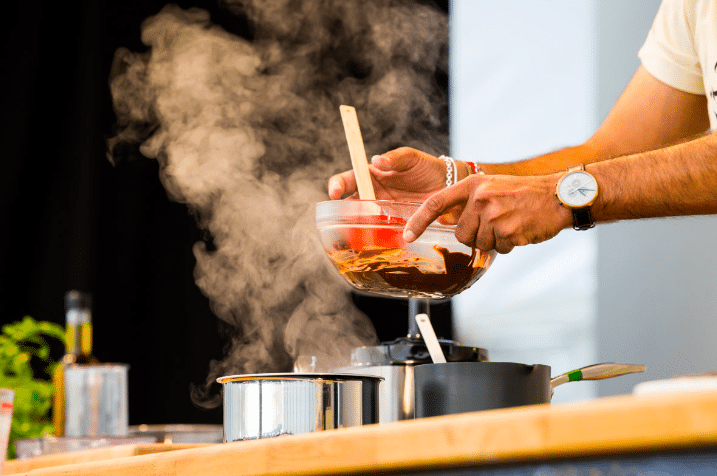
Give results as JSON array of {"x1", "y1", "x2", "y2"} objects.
[{"x1": 315, "y1": 200, "x2": 496, "y2": 299}]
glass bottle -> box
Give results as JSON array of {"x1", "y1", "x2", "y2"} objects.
[{"x1": 52, "y1": 290, "x2": 99, "y2": 436}]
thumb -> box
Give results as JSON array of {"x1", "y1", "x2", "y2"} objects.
[{"x1": 371, "y1": 147, "x2": 428, "y2": 173}]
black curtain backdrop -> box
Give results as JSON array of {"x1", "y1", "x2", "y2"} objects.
[{"x1": 0, "y1": 0, "x2": 450, "y2": 425}]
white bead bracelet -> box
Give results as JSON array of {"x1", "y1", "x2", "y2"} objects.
[{"x1": 439, "y1": 155, "x2": 457, "y2": 187}]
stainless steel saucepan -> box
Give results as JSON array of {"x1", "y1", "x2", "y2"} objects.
[{"x1": 217, "y1": 373, "x2": 382, "y2": 442}]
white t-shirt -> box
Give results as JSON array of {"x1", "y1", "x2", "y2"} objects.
[{"x1": 638, "y1": 0, "x2": 717, "y2": 128}]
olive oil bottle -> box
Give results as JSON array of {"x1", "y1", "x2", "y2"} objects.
[{"x1": 52, "y1": 290, "x2": 99, "y2": 436}]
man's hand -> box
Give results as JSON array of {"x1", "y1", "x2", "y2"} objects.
[
  {"x1": 403, "y1": 173, "x2": 573, "y2": 254},
  {"x1": 328, "y1": 147, "x2": 448, "y2": 202}
]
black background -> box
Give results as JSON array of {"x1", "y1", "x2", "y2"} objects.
[{"x1": 0, "y1": 0, "x2": 450, "y2": 425}]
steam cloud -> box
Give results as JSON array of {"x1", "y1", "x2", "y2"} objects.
[{"x1": 108, "y1": 0, "x2": 449, "y2": 407}]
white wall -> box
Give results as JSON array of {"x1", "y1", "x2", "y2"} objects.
[
  {"x1": 594, "y1": 0, "x2": 717, "y2": 396},
  {"x1": 450, "y1": 0, "x2": 598, "y2": 403},
  {"x1": 451, "y1": 0, "x2": 717, "y2": 401}
]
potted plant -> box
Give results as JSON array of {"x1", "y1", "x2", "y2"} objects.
[{"x1": 0, "y1": 316, "x2": 64, "y2": 459}]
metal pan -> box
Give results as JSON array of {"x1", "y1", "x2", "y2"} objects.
[
  {"x1": 217, "y1": 373, "x2": 382, "y2": 442},
  {"x1": 414, "y1": 362, "x2": 645, "y2": 418}
]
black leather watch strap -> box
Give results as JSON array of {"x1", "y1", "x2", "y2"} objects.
[{"x1": 572, "y1": 207, "x2": 595, "y2": 231}]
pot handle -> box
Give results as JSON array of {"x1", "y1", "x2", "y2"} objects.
[{"x1": 551, "y1": 363, "x2": 646, "y2": 390}]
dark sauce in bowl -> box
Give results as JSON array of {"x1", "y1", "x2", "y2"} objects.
[{"x1": 329, "y1": 245, "x2": 492, "y2": 298}]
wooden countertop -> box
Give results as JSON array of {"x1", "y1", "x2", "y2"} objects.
[
  {"x1": 3, "y1": 444, "x2": 204, "y2": 474},
  {"x1": 6, "y1": 390, "x2": 717, "y2": 475}
]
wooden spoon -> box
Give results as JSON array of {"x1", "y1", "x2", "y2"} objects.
[{"x1": 340, "y1": 105, "x2": 376, "y2": 200}]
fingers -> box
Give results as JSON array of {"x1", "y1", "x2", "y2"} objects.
[
  {"x1": 327, "y1": 170, "x2": 357, "y2": 199},
  {"x1": 374, "y1": 147, "x2": 433, "y2": 173},
  {"x1": 491, "y1": 232, "x2": 515, "y2": 254},
  {"x1": 330, "y1": 146, "x2": 447, "y2": 203},
  {"x1": 453, "y1": 202, "x2": 480, "y2": 246},
  {"x1": 451, "y1": 197, "x2": 505, "y2": 252},
  {"x1": 396, "y1": 169, "x2": 565, "y2": 254},
  {"x1": 402, "y1": 178, "x2": 518, "y2": 254},
  {"x1": 456, "y1": 193, "x2": 524, "y2": 254},
  {"x1": 370, "y1": 154, "x2": 392, "y2": 171},
  {"x1": 453, "y1": 196, "x2": 502, "y2": 252},
  {"x1": 436, "y1": 205, "x2": 463, "y2": 225},
  {"x1": 403, "y1": 181, "x2": 469, "y2": 243},
  {"x1": 330, "y1": 146, "x2": 429, "y2": 199}
]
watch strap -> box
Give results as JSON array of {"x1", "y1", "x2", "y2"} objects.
[{"x1": 572, "y1": 207, "x2": 595, "y2": 230}]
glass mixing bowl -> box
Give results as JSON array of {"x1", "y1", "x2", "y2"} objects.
[{"x1": 315, "y1": 200, "x2": 496, "y2": 299}]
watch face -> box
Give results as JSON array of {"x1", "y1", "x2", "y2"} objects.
[{"x1": 557, "y1": 171, "x2": 598, "y2": 207}]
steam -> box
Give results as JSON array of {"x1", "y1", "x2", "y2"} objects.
[{"x1": 108, "y1": 0, "x2": 449, "y2": 407}]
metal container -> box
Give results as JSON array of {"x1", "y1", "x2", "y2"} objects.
[
  {"x1": 64, "y1": 364, "x2": 129, "y2": 437},
  {"x1": 414, "y1": 362, "x2": 646, "y2": 417},
  {"x1": 337, "y1": 337, "x2": 488, "y2": 423},
  {"x1": 337, "y1": 365, "x2": 415, "y2": 423},
  {"x1": 216, "y1": 373, "x2": 381, "y2": 442},
  {"x1": 128, "y1": 424, "x2": 224, "y2": 444},
  {"x1": 14, "y1": 436, "x2": 155, "y2": 459}
]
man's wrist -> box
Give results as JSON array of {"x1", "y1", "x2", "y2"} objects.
[
  {"x1": 438, "y1": 157, "x2": 486, "y2": 183},
  {"x1": 549, "y1": 172, "x2": 582, "y2": 230},
  {"x1": 454, "y1": 160, "x2": 483, "y2": 181},
  {"x1": 439, "y1": 155, "x2": 457, "y2": 187},
  {"x1": 465, "y1": 161, "x2": 483, "y2": 176}
]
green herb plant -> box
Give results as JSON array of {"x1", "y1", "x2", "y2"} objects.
[{"x1": 0, "y1": 316, "x2": 64, "y2": 459}]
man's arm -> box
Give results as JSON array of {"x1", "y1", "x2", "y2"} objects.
[
  {"x1": 403, "y1": 130, "x2": 717, "y2": 253},
  {"x1": 479, "y1": 65, "x2": 710, "y2": 176},
  {"x1": 328, "y1": 66, "x2": 708, "y2": 200},
  {"x1": 590, "y1": 131, "x2": 717, "y2": 221}
]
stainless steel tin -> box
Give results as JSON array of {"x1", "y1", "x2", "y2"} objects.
[
  {"x1": 64, "y1": 364, "x2": 129, "y2": 437},
  {"x1": 128, "y1": 424, "x2": 224, "y2": 444},
  {"x1": 216, "y1": 373, "x2": 381, "y2": 442},
  {"x1": 336, "y1": 365, "x2": 414, "y2": 423},
  {"x1": 14, "y1": 436, "x2": 155, "y2": 459}
]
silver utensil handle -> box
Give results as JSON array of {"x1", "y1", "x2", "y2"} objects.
[
  {"x1": 414, "y1": 313, "x2": 447, "y2": 364},
  {"x1": 551, "y1": 363, "x2": 646, "y2": 389}
]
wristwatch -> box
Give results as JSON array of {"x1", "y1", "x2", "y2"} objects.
[{"x1": 556, "y1": 164, "x2": 598, "y2": 230}]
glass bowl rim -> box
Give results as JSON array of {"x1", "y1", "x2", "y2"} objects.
[{"x1": 315, "y1": 199, "x2": 458, "y2": 231}]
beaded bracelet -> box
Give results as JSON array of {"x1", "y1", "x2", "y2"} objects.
[{"x1": 439, "y1": 155, "x2": 457, "y2": 187}]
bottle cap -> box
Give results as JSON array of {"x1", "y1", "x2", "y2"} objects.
[{"x1": 65, "y1": 290, "x2": 92, "y2": 310}]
